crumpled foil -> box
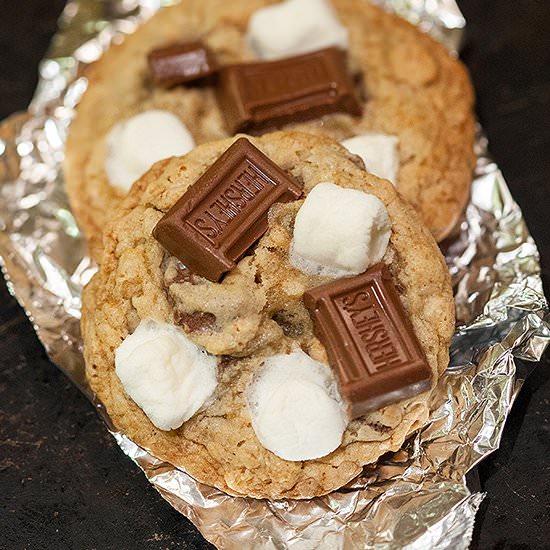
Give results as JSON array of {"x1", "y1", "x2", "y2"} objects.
[{"x1": 0, "y1": 0, "x2": 548, "y2": 548}]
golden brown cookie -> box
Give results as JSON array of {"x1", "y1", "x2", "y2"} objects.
[
  {"x1": 81, "y1": 132, "x2": 454, "y2": 499},
  {"x1": 65, "y1": 0, "x2": 475, "y2": 258}
]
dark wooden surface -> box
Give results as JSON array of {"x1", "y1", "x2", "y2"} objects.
[{"x1": 0, "y1": 1, "x2": 549, "y2": 548}]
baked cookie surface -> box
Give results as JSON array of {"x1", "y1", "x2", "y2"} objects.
[
  {"x1": 65, "y1": 0, "x2": 475, "y2": 257},
  {"x1": 81, "y1": 132, "x2": 454, "y2": 499}
]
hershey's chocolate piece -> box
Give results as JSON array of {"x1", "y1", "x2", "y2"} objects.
[
  {"x1": 303, "y1": 264, "x2": 432, "y2": 418},
  {"x1": 148, "y1": 42, "x2": 217, "y2": 86},
  {"x1": 153, "y1": 138, "x2": 302, "y2": 281},
  {"x1": 217, "y1": 47, "x2": 362, "y2": 133}
]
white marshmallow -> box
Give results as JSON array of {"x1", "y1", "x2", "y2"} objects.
[
  {"x1": 290, "y1": 182, "x2": 391, "y2": 277},
  {"x1": 341, "y1": 133, "x2": 400, "y2": 184},
  {"x1": 115, "y1": 319, "x2": 217, "y2": 431},
  {"x1": 104, "y1": 110, "x2": 195, "y2": 192},
  {"x1": 247, "y1": 0, "x2": 348, "y2": 60},
  {"x1": 247, "y1": 349, "x2": 347, "y2": 461}
]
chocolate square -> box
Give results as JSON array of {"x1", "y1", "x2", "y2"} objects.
[
  {"x1": 153, "y1": 138, "x2": 302, "y2": 281},
  {"x1": 148, "y1": 41, "x2": 217, "y2": 86},
  {"x1": 217, "y1": 47, "x2": 362, "y2": 133},
  {"x1": 304, "y1": 264, "x2": 432, "y2": 418}
]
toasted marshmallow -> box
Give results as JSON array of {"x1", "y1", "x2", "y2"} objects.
[
  {"x1": 115, "y1": 319, "x2": 217, "y2": 431},
  {"x1": 247, "y1": 349, "x2": 347, "y2": 461},
  {"x1": 104, "y1": 110, "x2": 195, "y2": 192},
  {"x1": 290, "y1": 182, "x2": 391, "y2": 277},
  {"x1": 341, "y1": 133, "x2": 400, "y2": 184},
  {"x1": 247, "y1": 0, "x2": 348, "y2": 60}
]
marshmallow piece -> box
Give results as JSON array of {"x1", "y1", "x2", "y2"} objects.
[
  {"x1": 115, "y1": 319, "x2": 217, "y2": 431},
  {"x1": 341, "y1": 133, "x2": 400, "y2": 184},
  {"x1": 247, "y1": 0, "x2": 348, "y2": 60},
  {"x1": 104, "y1": 110, "x2": 195, "y2": 192},
  {"x1": 290, "y1": 182, "x2": 391, "y2": 277},
  {"x1": 247, "y1": 349, "x2": 347, "y2": 461}
]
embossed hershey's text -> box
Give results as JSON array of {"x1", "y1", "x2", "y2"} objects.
[
  {"x1": 338, "y1": 287, "x2": 405, "y2": 378},
  {"x1": 185, "y1": 161, "x2": 276, "y2": 245},
  {"x1": 242, "y1": 59, "x2": 331, "y2": 105}
]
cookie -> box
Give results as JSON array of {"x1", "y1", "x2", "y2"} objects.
[
  {"x1": 81, "y1": 132, "x2": 454, "y2": 499},
  {"x1": 65, "y1": 0, "x2": 475, "y2": 258}
]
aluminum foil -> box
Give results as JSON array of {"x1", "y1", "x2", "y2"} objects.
[{"x1": 0, "y1": 1, "x2": 548, "y2": 548}]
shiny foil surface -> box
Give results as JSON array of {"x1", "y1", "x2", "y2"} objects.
[{"x1": 0, "y1": 1, "x2": 548, "y2": 548}]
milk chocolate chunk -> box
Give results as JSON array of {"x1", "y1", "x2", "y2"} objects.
[
  {"x1": 303, "y1": 264, "x2": 432, "y2": 418},
  {"x1": 148, "y1": 42, "x2": 217, "y2": 86},
  {"x1": 153, "y1": 138, "x2": 302, "y2": 281},
  {"x1": 217, "y1": 47, "x2": 362, "y2": 133}
]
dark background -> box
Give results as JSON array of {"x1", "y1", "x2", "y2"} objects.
[{"x1": 1, "y1": 1, "x2": 549, "y2": 548}]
